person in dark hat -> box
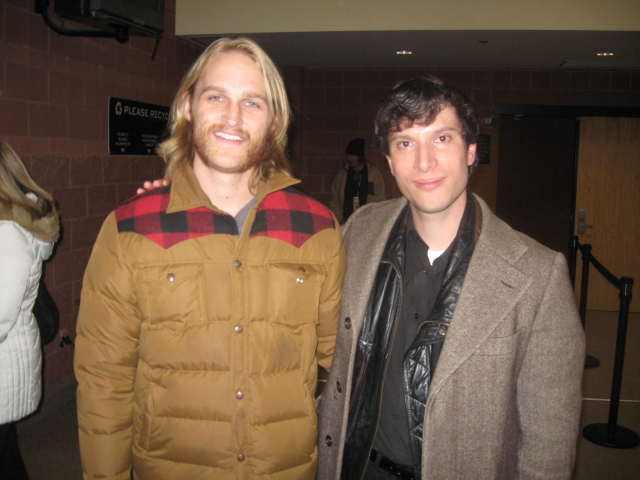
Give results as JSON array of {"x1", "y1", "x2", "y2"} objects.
[{"x1": 330, "y1": 138, "x2": 386, "y2": 223}]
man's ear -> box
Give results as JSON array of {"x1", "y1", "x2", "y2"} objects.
[
  {"x1": 386, "y1": 155, "x2": 396, "y2": 176},
  {"x1": 182, "y1": 91, "x2": 193, "y2": 122},
  {"x1": 467, "y1": 143, "x2": 477, "y2": 166}
]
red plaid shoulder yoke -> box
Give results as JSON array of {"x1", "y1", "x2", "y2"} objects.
[{"x1": 115, "y1": 186, "x2": 335, "y2": 249}]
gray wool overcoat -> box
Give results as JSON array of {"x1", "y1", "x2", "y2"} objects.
[{"x1": 317, "y1": 194, "x2": 585, "y2": 480}]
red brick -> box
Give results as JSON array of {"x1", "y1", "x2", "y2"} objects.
[
  {"x1": 4, "y1": 5, "x2": 28, "y2": 46},
  {"x1": 84, "y1": 139, "x2": 107, "y2": 155},
  {"x1": 68, "y1": 107, "x2": 101, "y2": 140},
  {"x1": 325, "y1": 114, "x2": 361, "y2": 132},
  {"x1": 50, "y1": 71, "x2": 86, "y2": 108},
  {"x1": 360, "y1": 87, "x2": 388, "y2": 106},
  {"x1": 304, "y1": 87, "x2": 326, "y2": 106},
  {"x1": 49, "y1": 283, "x2": 74, "y2": 318},
  {"x1": 117, "y1": 182, "x2": 143, "y2": 204},
  {"x1": 42, "y1": 349, "x2": 75, "y2": 395},
  {"x1": 52, "y1": 186, "x2": 88, "y2": 219},
  {"x1": 87, "y1": 184, "x2": 118, "y2": 215},
  {"x1": 71, "y1": 216, "x2": 106, "y2": 249},
  {"x1": 29, "y1": 103, "x2": 68, "y2": 137},
  {"x1": 3, "y1": 135, "x2": 49, "y2": 156},
  {"x1": 0, "y1": 5, "x2": 4, "y2": 41},
  {"x1": 68, "y1": 58, "x2": 101, "y2": 81},
  {"x1": 5, "y1": 63, "x2": 29, "y2": 100},
  {"x1": 49, "y1": 137, "x2": 85, "y2": 155},
  {"x1": 0, "y1": 98, "x2": 29, "y2": 135},
  {"x1": 130, "y1": 156, "x2": 165, "y2": 183},
  {"x1": 53, "y1": 247, "x2": 92, "y2": 285},
  {"x1": 70, "y1": 155, "x2": 103, "y2": 186},
  {"x1": 31, "y1": 155, "x2": 70, "y2": 188},
  {"x1": 17, "y1": 64, "x2": 49, "y2": 102},
  {"x1": 103, "y1": 156, "x2": 131, "y2": 183},
  {"x1": 0, "y1": 39, "x2": 28, "y2": 65},
  {"x1": 54, "y1": 218, "x2": 71, "y2": 253}
]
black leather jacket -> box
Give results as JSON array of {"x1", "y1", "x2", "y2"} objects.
[{"x1": 342, "y1": 194, "x2": 478, "y2": 479}]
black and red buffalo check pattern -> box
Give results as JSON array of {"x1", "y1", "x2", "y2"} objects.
[
  {"x1": 249, "y1": 187, "x2": 335, "y2": 248},
  {"x1": 115, "y1": 186, "x2": 334, "y2": 249}
]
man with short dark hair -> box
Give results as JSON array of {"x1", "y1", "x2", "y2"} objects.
[
  {"x1": 317, "y1": 77, "x2": 585, "y2": 480},
  {"x1": 75, "y1": 37, "x2": 345, "y2": 480}
]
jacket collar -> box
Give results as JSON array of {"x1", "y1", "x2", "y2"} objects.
[
  {"x1": 0, "y1": 201, "x2": 59, "y2": 244},
  {"x1": 427, "y1": 194, "x2": 533, "y2": 401},
  {"x1": 166, "y1": 164, "x2": 300, "y2": 214}
]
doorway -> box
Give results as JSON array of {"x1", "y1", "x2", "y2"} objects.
[{"x1": 493, "y1": 105, "x2": 640, "y2": 312}]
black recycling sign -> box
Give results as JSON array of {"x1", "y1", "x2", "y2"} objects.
[{"x1": 109, "y1": 97, "x2": 170, "y2": 155}]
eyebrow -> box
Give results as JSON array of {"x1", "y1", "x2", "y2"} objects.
[
  {"x1": 200, "y1": 86, "x2": 267, "y2": 103},
  {"x1": 390, "y1": 125, "x2": 461, "y2": 140}
]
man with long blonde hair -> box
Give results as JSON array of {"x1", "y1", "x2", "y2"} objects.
[{"x1": 75, "y1": 37, "x2": 345, "y2": 480}]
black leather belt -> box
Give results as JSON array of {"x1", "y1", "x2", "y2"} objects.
[{"x1": 369, "y1": 449, "x2": 415, "y2": 480}]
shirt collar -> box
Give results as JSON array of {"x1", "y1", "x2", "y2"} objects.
[{"x1": 166, "y1": 163, "x2": 301, "y2": 214}]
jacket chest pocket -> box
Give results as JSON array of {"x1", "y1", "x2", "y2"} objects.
[
  {"x1": 137, "y1": 263, "x2": 204, "y2": 331},
  {"x1": 268, "y1": 262, "x2": 326, "y2": 328}
]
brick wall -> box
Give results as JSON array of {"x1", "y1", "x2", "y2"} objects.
[
  {"x1": 290, "y1": 67, "x2": 640, "y2": 206},
  {"x1": 0, "y1": 0, "x2": 203, "y2": 395}
]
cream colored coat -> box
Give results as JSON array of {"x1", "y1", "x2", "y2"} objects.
[
  {"x1": 75, "y1": 166, "x2": 345, "y2": 480},
  {"x1": 317, "y1": 195, "x2": 585, "y2": 480},
  {"x1": 0, "y1": 199, "x2": 58, "y2": 424}
]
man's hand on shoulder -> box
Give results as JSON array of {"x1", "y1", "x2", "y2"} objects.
[{"x1": 136, "y1": 178, "x2": 171, "y2": 195}]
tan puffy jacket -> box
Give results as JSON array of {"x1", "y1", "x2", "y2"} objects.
[{"x1": 75, "y1": 166, "x2": 346, "y2": 480}]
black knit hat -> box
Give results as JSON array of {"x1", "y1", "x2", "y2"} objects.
[{"x1": 345, "y1": 138, "x2": 365, "y2": 157}]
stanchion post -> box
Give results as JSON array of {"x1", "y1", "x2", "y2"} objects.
[
  {"x1": 607, "y1": 278, "x2": 634, "y2": 435},
  {"x1": 579, "y1": 244, "x2": 591, "y2": 328},
  {"x1": 579, "y1": 245, "x2": 600, "y2": 368},
  {"x1": 582, "y1": 277, "x2": 639, "y2": 449},
  {"x1": 569, "y1": 235, "x2": 578, "y2": 288}
]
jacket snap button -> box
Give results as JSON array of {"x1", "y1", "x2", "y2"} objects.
[
  {"x1": 233, "y1": 260, "x2": 242, "y2": 268},
  {"x1": 325, "y1": 435, "x2": 333, "y2": 447},
  {"x1": 237, "y1": 454, "x2": 245, "y2": 462},
  {"x1": 336, "y1": 381, "x2": 342, "y2": 393},
  {"x1": 234, "y1": 326, "x2": 243, "y2": 333},
  {"x1": 438, "y1": 328, "x2": 446, "y2": 336},
  {"x1": 167, "y1": 273, "x2": 175, "y2": 282},
  {"x1": 296, "y1": 277, "x2": 304, "y2": 284},
  {"x1": 344, "y1": 317, "x2": 351, "y2": 329},
  {"x1": 236, "y1": 391, "x2": 244, "y2": 399}
]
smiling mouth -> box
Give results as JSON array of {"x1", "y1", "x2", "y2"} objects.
[
  {"x1": 214, "y1": 131, "x2": 244, "y2": 141},
  {"x1": 415, "y1": 178, "x2": 443, "y2": 190}
]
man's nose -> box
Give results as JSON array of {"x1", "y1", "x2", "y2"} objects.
[
  {"x1": 415, "y1": 145, "x2": 436, "y2": 171},
  {"x1": 223, "y1": 102, "x2": 242, "y2": 127}
]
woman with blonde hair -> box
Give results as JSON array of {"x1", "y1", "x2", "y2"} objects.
[{"x1": 0, "y1": 140, "x2": 59, "y2": 478}]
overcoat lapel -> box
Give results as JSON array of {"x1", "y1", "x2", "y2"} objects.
[
  {"x1": 342, "y1": 198, "x2": 408, "y2": 337},
  {"x1": 427, "y1": 196, "x2": 533, "y2": 401}
]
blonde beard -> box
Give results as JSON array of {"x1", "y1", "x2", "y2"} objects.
[{"x1": 192, "y1": 123, "x2": 270, "y2": 175}]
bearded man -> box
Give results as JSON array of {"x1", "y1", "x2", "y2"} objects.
[{"x1": 75, "y1": 37, "x2": 345, "y2": 480}]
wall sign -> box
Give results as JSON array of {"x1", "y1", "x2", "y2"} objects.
[{"x1": 109, "y1": 97, "x2": 170, "y2": 155}]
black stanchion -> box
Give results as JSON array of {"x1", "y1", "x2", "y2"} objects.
[
  {"x1": 579, "y1": 244, "x2": 600, "y2": 369},
  {"x1": 583, "y1": 277, "x2": 639, "y2": 449},
  {"x1": 568, "y1": 235, "x2": 578, "y2": 288}
]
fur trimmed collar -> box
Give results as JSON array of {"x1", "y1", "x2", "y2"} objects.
[{"x1": 0, "y1": 201, "x2": 59, "y2": 243}]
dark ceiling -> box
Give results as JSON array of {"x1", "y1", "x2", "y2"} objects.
[{"x1": 184, "y1": 30, "x2": 640, "y2": 70}]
